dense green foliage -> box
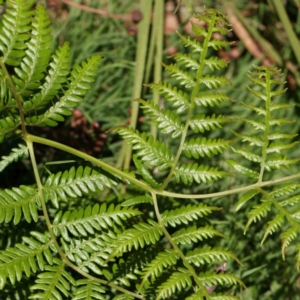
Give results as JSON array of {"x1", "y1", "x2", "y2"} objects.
[{"x1": 0, "y1": 1, "x2": 300, "y2": 299}]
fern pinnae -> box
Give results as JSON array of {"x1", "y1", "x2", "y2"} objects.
[
  {"x1": 0, "y1": 142, "x2": 28, "y2": 171},
  {"x1": 13, "y1": 4, "x2": 52, "y2": 97},
  {"x1": 0, "y1": 0, "x2": 32, "y2": 66},
  {"x1": 73, "y1": 279, "x2": 105, "y2": 300}
]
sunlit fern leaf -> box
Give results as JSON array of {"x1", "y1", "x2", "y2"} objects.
[
  {"x1": 23, "y1": 42, "x2": 71, "y2": 111},
  {"x1": 0, "y1": 0, "x2": 32, "y2": 66},
  {"x1": 264, "y1": 156, "x2": 300, "y2": 171},
  {"x1": 177, "y1": 32, "x2": 203, "y2": 53},
  {"x1": 12, "y1": 4, "x2": 52, "y2": 96},
  {"x1": 186, "y1": 247, "x2": 240, "y2": 267},
  {"x1": 232, "y1": 131, "x2": 263, "y2": 146},
  {"x1": 174, "y1": 163, "x2": 229, "y2": 184},
  {"x1": 148, "y1": 82, "x2": 189, "y2": 113},
  {"x1": 172, "y1": 226, "x2": 226, "y2": 245},
  {"x1": 43, "y1": 166, "x2": 116, "y2": 207},
  {"x1": 164, "y1": 64, "x2": 195, "y2": 88},
  {"x1": 161, "y1": 203, "x2": 220, "y2": 227},
  {"x1": 73, "y1": 279, "x2": 105, "y2": 300},
  {"x1": 267, "y1": 141, "x2": 299, "y2": 154},
  {"x1": 201, "y1": 75, "x2": 231, "y2": 89},
  {"x1": 227, "y1": 160, "x2": 259, "y2": 179},
  {"x1": 61, "y1": 233, "x2": 117, "y2": 274},
  {"x1": 139, "y1": 249, "x2": 179, "y2": 290},
  {"x1": 281, "y1": 226, "x2": 298, "y2": 258},
  {"x1": 268, "y1": 132, "x2": 298, "y2": 140},
  {"x1": 0, "y1": 143, "x2": 28, "y2": 171},
  {"x1": 270, "y1": 183, "x2": 300, "y2": 198},
  {"x1": 0, "y1": 116, "x2": 21, "y2": 143},
  {"x1": 183, "y1": 137, "x2": 232, "y2": 159},
  {"x1": 204, "y1": 57, "x2": 228, "y2": 71},
  {"x1": 139, "y1": 99, "x2": 184, "y2": 138},
  {"x1": 261, "y1": 213, "x2": 285, "y2": 245},
  {"x1": 198, "y1": 271, "x2": 243, "y2": 288},
  {"x1": 0, "y1": 232, "x2": 54, "y2": 289},
  {"x1": 195, "y1": 93, "x2": 233, "y2": 107},
  {"x1": 280, "y1": 194, "x2": 300, "y2": 207},
  {"x1": 232, "y1": 149, "x2": 261, "y2": 163},
  {"x1": 235, "y1": 190, "x2": 260, "y2": 211},
  {"x1": 185, "y1": 290, "x2": 207, "y2": 300},
  {"x1": 172, "y1": 53, "x2": 200, "y2": 70},
  {"x1": 29, "y1": 258, "x2": 75, "y2": 300},
  {"x1": 0, "y1": 185, "x2": 39, "y2": 224},
  {"x1": 52, "y1": 203, "x2": 141, "y2": 242},
  {"x1": 269, "y1": 118, "x2": 294, "y2": 126},
  {"x1": 244, "y1": 200, "x2": 272, "y2": 233},
  {"x1": 156, "y1": 268, "x2": 192, "y2": 300},
  {"x1": 108, "y1": 220, "x2": 163, "y2": 260},
  {"x1": 237, "y1": 117, "x2": 265, "y2": 131},
  {"x1": 189, "y1": 114, "x2": 233, "y2": 133},
  {"x1": 117, "y1": 127, "x2": 174, "y2": 171},
  {"x1": 242, "y1": 102, "x2": 266, "y2": 115},
  {"x1": 121, "y1": 195, "x2": 153, "y2": 207},
  {"x1": 33, "y1": 55, "x2": 102, "y2": 126}
]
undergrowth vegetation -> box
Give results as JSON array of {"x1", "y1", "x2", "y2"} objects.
[{"x1": 0, "y1": 1, "x2": 300, "y2": 299}]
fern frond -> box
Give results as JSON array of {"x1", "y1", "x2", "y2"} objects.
[
  {"x1": 177, "y1": 32, "x2": 203, "y2": 53},
  {"x1": 121, "y1": 195, "x2": 153, "y2": 207},
  {"x1": 183, "y1": 137, "x2": 232, "y2": 159},
  {"x1": 201, "y1": 74, "x2": 231, "y2": 89},
  {"x1": 172, "y1": 226, "x2": 226, "y2": 245},
  {"x1": 268, "y1": 132, "x2": 298, "y2": 140},
  {"x1": 235, "y1": 190, "x2": 260, "y2": 211},
  {"x1": 108, "y1": 220, "x2": 163, "y2": 259},
  {"x1": 0, "y1": 185, "x2": 39, "y2": 224},
  {"x1": 0, "y1": 143, "x2": 28, "y2": 171},
  {"x1": 226, "y1": 160, "x2": 259, "y2": 179},
  {"x1": 245, "y1": 200, "x2": 272, "y2": 232},
  {"x1": 148, "y1": 82, "x2": 189, "y2": 113},
  {"x1": 195, "y1": 93, "x2": 233, "y2": 107},
  {"x1": 198, "y1": 271, "x2": 243, "y2": 288},
  {"x1": 232, "y1": 132, "x2": 263, "y2": 147},
  {"x1": 264, "y1": 156, "x2": 300, "y2": 171},
  {"x1": 204, "y1": 57, "x2": 228, "y2": 71},
  {"x1": 140, "y1": 249, "x2": 179, "y2": 288},
  {"x1": 139, "y1": 99, "x2": 184, "y2": 138},
  {"x1": 117, "y1": 127, "x2": 174, "y2": 171},
  {"x1": 172, "y1": 53, "x2": 200, "y2": 70},
  {"x1": 281, "y1": 226, "x2": 298, "y2": 258},
  {"x1": 164, "y1": 63, "x2": 195, "y2": 88},
  {"x1": 73, "y1": 279, "x2": 105, "y2": 300},
  {"x1": 189, "y1": 114, "x2": 232, "y2": 133},
  {"x1": 261, "y1": 213, "x2": 285, "y2": 245},
  {"x1": 52, "y1": 203, "x2": 141, "y2": 241},
  {"x1": 161, "y1": 203, "x2": 220, "y2": 227},
  {"x1": 13, "y1": 4, "x2": 52, "y2": 96},
  {"x1": 186, "y1": 247, "x2": 240, "y2": 266},
  {"x1": 0, "y1": 116, "x2": 21, "y2": 143},
  {"x1": 33, "y1": 55, "x2": 101, "y2": 126},
  {"x1": 0, "y1": 232, "x2": 54, "y2": 289},
  {"x1": 0, "y1": 0, "x2": 32, "y2": 66},
  {"x1": 237, "y1": 117, "x2": 265, "y2": 131},
  {"x1": 43, "y1": 166, "x2": 116, "y2": 207},
  {"x1": 156, "y1": 268, "x2": 192, "y2": 300},
  {"x1": 23, "y1": 42, "x2": 71, "y2": 111},
  {"x1": 174, "y1": 163, "x2": 229, "y2": 184},
  {"x1": 29, "y1": 258, "x2": 75, "y2": 300}
]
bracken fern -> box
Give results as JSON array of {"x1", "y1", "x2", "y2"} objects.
[{"x1": 0, "y1": 1, "x2": 299, "y2": 299}]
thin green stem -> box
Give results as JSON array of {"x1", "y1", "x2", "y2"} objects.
[
  {"x1": 26, "y1": 138, "x2": 144, "y2": 299},
  {"x1": 151, "y1": 192, "x2": 210, "y2": 297},
  {"x1": 160, "y1": 11, "x2": 217, "y2": 190},
  {"x1": 0, "y1": 59, "x2": 27, "y2": 135}
]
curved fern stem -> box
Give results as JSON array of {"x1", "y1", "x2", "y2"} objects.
[
  {"x1": 160, "y1": 11, "x2": 218, "y2": 190},
  {"x1": 0, "y1": 59, "x2": 26, "y2": 135},
  {"x1": 26, "y1": 139, "x2": 145, "y2": 299},
  {"x1": 152, "y1": 192, "x2": 210, "y2": 297}
]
